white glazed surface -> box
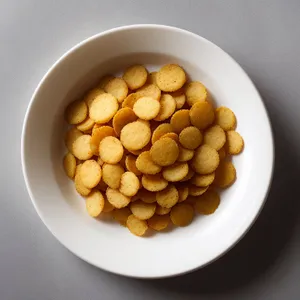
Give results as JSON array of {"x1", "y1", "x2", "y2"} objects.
[{"x1": 21, "y1": 25, "x2": 274, "y2": 278}]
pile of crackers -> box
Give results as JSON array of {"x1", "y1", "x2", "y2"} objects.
[{"x1": 63, "y1": 64, "x2": 244, "y2": 236}]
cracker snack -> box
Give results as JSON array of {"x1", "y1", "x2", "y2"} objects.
[
  {"x1": 157, "y1": 64, "x2": 186, "y2": 92},
  {"x1": 133, "y1": 97, "x2": 160, "y2": 120},
  {"x1": 120, "y1": 120, "x2": 151, "y2": 151},
  {"x1": 62, "y1": 63, "x2": 244, "y2": 237},
  {"x1": 89, "y1": 93, "x2": 118, "y2": 124},
  {"x1": 123, "y1": 65, "x2": 148, "y2": 90}
]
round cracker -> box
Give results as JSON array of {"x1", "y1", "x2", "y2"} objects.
[
  {"x1": 122, "y1": 93, "x2": 141, "y2": 109},
  {"x1": 136, "y1": 151, "x2": 162, "y2": 175},
  {"x1": 74, "y1": 165, "x2": 91, "y2": 196},
  {"x1": 192, "y1": 144, "x2": 219, "y2": 174},
  {"x1": 150, "y1": 137, "x2": 179, "y2": 167},
  {"x1": 170, "y1": 109, "x2": 191, "y2": 133},
  {"x1": 72, "y1": 135, "x2": 93, "y2": 160},
  {"x1": 79, "y1": 160, "x2": 102, "y2": 188},
  {"x1": 120, "y1": 120, "x2": 151, "y2": 151},
  {"x1": 214, "y1": 160, "x2": 236, "y2": 188},
  {"x1": 148, "y1": 214, "x2": 169, "y2": 231},
  {"x1": 191, "y1": 173, "x2": 215, "y2": 187},
  {"x1": 156, "y1": 64, "x2": 186, "y2": 92},
  {"x1": 123, "y1": 65, "x2": 148, "y2": 90},
  {"x1": 195, "y1": 189, "x2": 220, "y2": 215},
  {"x1": 89, "y1": 93, "x2": 119, "y2": 124},
  {"x1": 65, "y1": 100, "x2": 88, "y2": 125},
  {"x1": 136, "y1": 83, "x2": 161, "y2": 101},
  {"x1": 151, "y1": 123, "x2": 173, "y2": 144},
  {"x1": 63, "y1": 152, "x2": 76, "y2": 179},
  {"x1": 102, "y1": 163, "x2": 124, "y2": 189},
  {"x1": 226, "y1": 131, "x2": 244, "y2": 154},
  {"x1": 106, "y1": 188, "x2": 131, "y2": 208},
  {"x1": 112, "y1": 207, "x2": 131, "y2": 226},
  {"x1": 84, "y1": 88, "x2": 105, "y2": 108},
  {"x1": 112, "y1": 107, "x2": 137, "y2": 136},
  {"x1": 162, "y1": 162, "x2": 189, "y2": 182},
  {"x1": 133, "y1": 96, "x2": 160, "y2": 120},
  {"x1": 156, "y1": 205, "x2": 171, "y2": 215},
  {"x1": 177, "y1": 185, "x2": 189, "y2": 202},
  {"x1": 130, "y1": 200, "x2": 156, "y2": 220},
  {"x1": 190, "y1": 101, "x2": 215, "y2": 130},
  {"x1": 125, "y1": 155, "x2": 142, "y2": 176},
  {"x1": 126, "y1": 214, "x2": 148, "y2": 236},
  {"x1": 141, "y1": 174, "x2": 168, "y2": 192},
  {"x1": 185, "y1": 81, "x2": 208, "y2": 106},
  {"x1": 170, "y1": 203, "x2": 194, "y2": 226},
  {"x1": 177, "y1": 146, "x2": 194, "y2": 162},
  {"x1": 160, "y1": 132, "x2": 179, "y2": 143},
  {"x1": 170, "y1": 88, "x2": 186, "y2": 109},
  {"x1": 97, "y1": 74, "x2": 114, "y2": 89},
  {"x1": 215, "y1": 106, "x2": 237, "y2": 131},
  {"x1": 203, "y1": 125, "x2": 226, "y2": 150},
  {"x1": 65, "y1": 128, "x2": 83, "y2": 153},
  {"x1": 104, "y1": 77, "x2": 128, "y2": 103},
  {"x1": 99, "y1": 136, "x2": 124, "y2": 164},
  {"x1": 86, "y1": 190, "x2": 105, "y2": 217},
  {"x1": 90, "y1": 126, "x2": 116, "y2": 155},
  {"x1": 77, "y1": 117, "x2": 95, "y2": 132},
  {"x1": 156, "y1": 185, "x2": 178, "y2": 208},
  {"x1": 154, "y1": 94, "x2": 176, "y2": 121},
  {"x1": 119, "y1": 171, "x2": 140, "y2": 197},
  {"x1": 189, "y1": 185, "x2": 208, "y2": 196},
  {"x1": 179, "y1": 126, "x2": 203, "y2": 150}
]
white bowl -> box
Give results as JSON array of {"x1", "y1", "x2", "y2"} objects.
[{"x1": 21, "y1": 24, "x2": 274, "y2": 278}]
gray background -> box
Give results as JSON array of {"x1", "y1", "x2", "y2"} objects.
[{"x1": 1, "y1": 0, "x2": 300, "y2": 299}]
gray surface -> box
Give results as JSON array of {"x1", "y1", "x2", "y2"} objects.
[{"x1": 1, "y1": 0, "x2": 300, "y2": 299}]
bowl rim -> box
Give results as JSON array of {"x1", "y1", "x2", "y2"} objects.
[{"x1": 21, "y1": 24, "x2": 275, "y2": 279}]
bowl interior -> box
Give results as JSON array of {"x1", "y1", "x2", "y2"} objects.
[{"x1": 22, "y1": 25, "x2": 273, "y2": 278}]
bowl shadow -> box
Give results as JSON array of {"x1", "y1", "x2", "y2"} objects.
[{"x1": 124, "y1": 82, "x2": 300, "y2": 294}]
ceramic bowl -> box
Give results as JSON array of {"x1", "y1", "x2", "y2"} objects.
[{"x1": 21, "y1": 24, "x2": 274, "y2": 278}]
